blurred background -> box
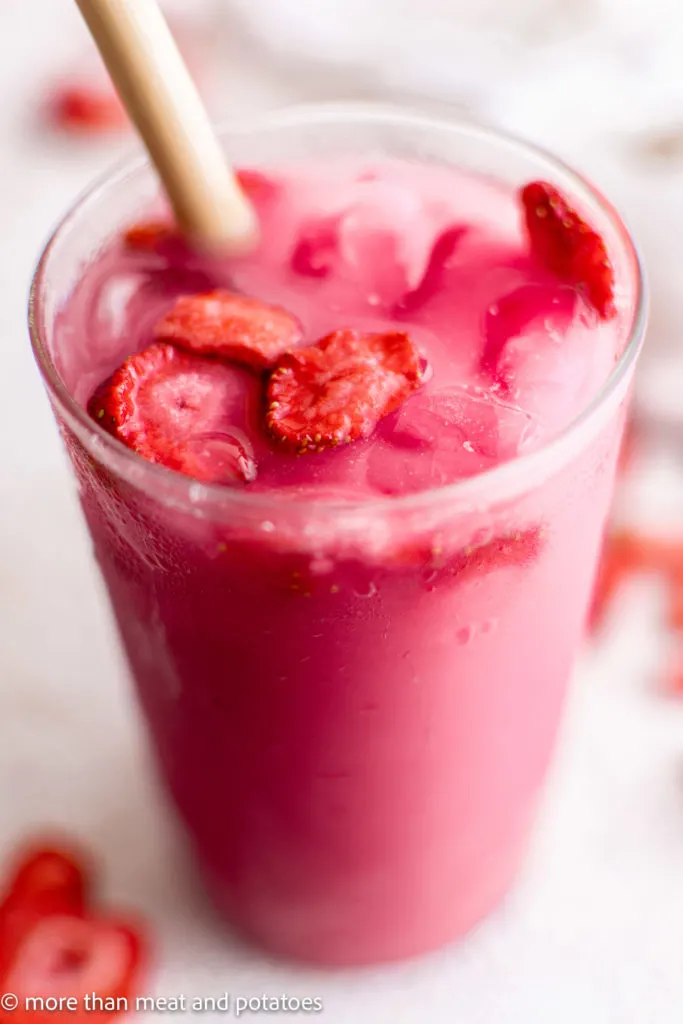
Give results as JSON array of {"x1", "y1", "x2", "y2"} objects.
[{"x1": 4, "y1": 0, "x2": 683, "y2": 1020}]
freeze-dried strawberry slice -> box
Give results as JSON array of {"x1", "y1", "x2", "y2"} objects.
[
  {"x1": 154, "y1": 290, "x2": 303, "y2": 371},
  {"x1": 3, "y1": 914, "x2": 145, "y2": 1016},
  {"x1": 521, "y1": 181, "x2": 616, "y2": 319},
  {"x1": 587, "y1": 528, "x2": 680, "y2": 632},
  {"x1": 48, "y1": 84, "x2": 127, "y2": 134},
  {"x1": 235, "y1": 169, "x2": 280, "y2": 205},
  {"x1": 445, "y1": 527, "x2": 543, "y2": 586},
  {"x1": 392, "y1": 526, "x2": 543, "y2": 586},
  {"x1": 266, "y1": 329, "x2": 422, "y2": 452},
  {"x1": 88, "y1": 342, "x2": 257, "y2": 485},
  {"x1": 123, "y1": 220, "x2": 179, "y2": 253},
  {"x1": 0, "y1": 844, "x2": 91, "y2": 974}
]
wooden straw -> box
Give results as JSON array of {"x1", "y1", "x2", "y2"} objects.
[{"x1": 74, "y1": 0, "x2": 257, "y2": 252}]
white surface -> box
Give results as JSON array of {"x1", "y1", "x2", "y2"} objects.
[{"x1": 2, "y1": 2, "x2": 683, "y2": 1021}]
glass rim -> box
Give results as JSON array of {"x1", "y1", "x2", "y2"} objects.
[{"x1": 28, "y1": 100, "x2": 647, "y2": 517}]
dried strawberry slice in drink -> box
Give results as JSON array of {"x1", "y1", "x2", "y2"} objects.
[
  {"x1": 393, "y1": 526, "x2": 544, "y2": 588},
  {"x1": 520, "y1": 181, "x2": 616, "y2": 319},
  {"x1": 154, "y1": 290, "x2": 303, "y2": 371},
  {"x1": 235, "y1": 168, "x2": 281, "y2": 206},
  {"x1": 123, "y1": 221, "x2": 179, "y2": 253},
  {"x1": 124, "y1": 174, "x2": 279, "y2": 254},
  {"x1": 266, "y1": 329, "x2": 423, "y2": 452},
  {"x1": 88, "y1": 342, "x2": 257, "y2": 485},
  {"x1": 442, "y1": 527, "x2": 544, "y2": 587}
]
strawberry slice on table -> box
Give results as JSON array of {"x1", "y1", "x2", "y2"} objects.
[
  {"x1": 88, "y1": 342, "x2": 257, "y2": 485},
  {"x1": 266, "y1": 329, "x2": 423, "y2": 452},
  {"x1": 47, "y1": 84, "x2": 127, "y2": 134},
  {"x1": 0, "y1": 846, "x2": 89, "y2": 973},
  {"x1": 587, "y1": 528, "x2": 683, "y2": 632},
  {"x1": 154, "y1": 290, "x2": 303, "y2": 371},
  {"x1": 1, "y1": 847, "x2": 88, "y2": 916},
  {"x1": 2, "y1": 914, "x2": 144, "y2": 1022},
  {"x1": 520, "y1": 181, "x2": 616, "y2": 320}
]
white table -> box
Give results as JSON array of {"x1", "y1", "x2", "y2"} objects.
[{"x1": 3, "y1": 3, "x2": 683, "y2": 1021}]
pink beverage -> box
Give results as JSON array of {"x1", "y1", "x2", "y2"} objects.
[{"x1": 30, "y1": 108, "x2": 644, "y2": 965}]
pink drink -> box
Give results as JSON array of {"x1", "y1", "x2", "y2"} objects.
[{"x1": 30, "y1": 109, "x2": 644, "y2": 965}]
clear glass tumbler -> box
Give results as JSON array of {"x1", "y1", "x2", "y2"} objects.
[{"x1": 29, "y1": 104, "x2": 646, "y2": 966}]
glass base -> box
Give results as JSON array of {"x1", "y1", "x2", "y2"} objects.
[{"x1": 196, "y1": 816, "x2": 532, "y2": 967}]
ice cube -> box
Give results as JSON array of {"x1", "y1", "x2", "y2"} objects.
[
  {"x1": 183, "y1": 430, "x2": 257, "y2": 485},
  {"x1": 253, "y1": 435, "x2": 374, "y2": 496},
  {"x1": 486, "y1": 284, "x2": 609, "y2": 439},
  {"x1": 392, "y1": 226, "x2": 467, "y2": 316},
  {"x1": 285, "y1": 172, "x2": 462, "y2": 310},
  {"x1": 482, "y1": 283, "x2": 579, "y2": 370},
  {"x1": 285, "y1": 178, "x2": 454, "y2": 307},
  {"x1": 368, "y1": 385, "x2": 532, "y2": 493},
  {"x1": 339, "y1": 180, "x2": 433, "y2": 282}
]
